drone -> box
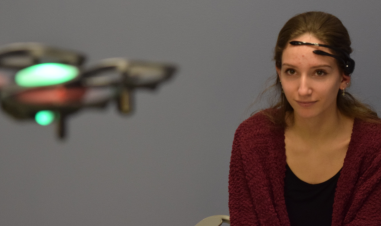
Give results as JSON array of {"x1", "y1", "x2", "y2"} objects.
[{"x1": 0, "y1": 43, "x2": 177, "y2": 140}]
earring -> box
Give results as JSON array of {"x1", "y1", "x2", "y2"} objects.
[{"x1": 342, "y1": 83, "x2": 349, "y2": 96}]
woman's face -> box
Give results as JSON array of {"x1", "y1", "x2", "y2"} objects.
[{"x1": 276, "y1": 33, "x2": 350, "y2": 120}]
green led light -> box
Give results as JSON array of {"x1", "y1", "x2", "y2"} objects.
[
  {"x1": 15, "y1": 63, "x2": 78, "y2": 87},
  {"x1": 35, "y1": 110, "x2": 55, "y2": 126}
]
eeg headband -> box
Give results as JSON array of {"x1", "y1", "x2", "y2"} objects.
[{"x1": 289, "y1": 41, "x2": 355, "y2": 75}]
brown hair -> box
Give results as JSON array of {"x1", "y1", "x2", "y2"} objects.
[{"x1": 252, "y1": 11, "x2": 381, "y2": 127}]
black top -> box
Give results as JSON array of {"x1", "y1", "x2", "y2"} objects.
[{"x1": 284, "y1": 164, "x2": 341, "y2": 226}]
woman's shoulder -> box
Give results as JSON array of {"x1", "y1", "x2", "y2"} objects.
[
  {"x1": 234, "y1": 108, "x2": 281, "y2": 141},
  {"x1": 352, "y1": 118, "x2": 381, "y2": 158},
  {"x1": 355, "y1": 118, "x2": 381, "y2": 142}
]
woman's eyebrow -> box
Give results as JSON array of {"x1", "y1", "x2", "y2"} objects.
[
  {"x1": 310, "y1": 64, "x2": 333, "y2": 69},
  {"x1": 282, "y1": 63, "x2": 332, "y2": 69},
  {"x1": 282, "y1": 63, "x2": 296, "y2": 67}
]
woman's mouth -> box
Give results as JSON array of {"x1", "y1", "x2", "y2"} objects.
[{"x1": 296, "y1": 101, "x2": 317, "y2": 107}]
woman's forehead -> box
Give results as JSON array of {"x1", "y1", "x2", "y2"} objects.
[
  {"x1": 281, "y1": 46, "x2": 336, "y2": 68},
  {"x1": 287, "y1": 33, "x2": 334, "y2": 54},
  {"x1": 282, "y1": 34, "x2": 336, "y2": 66}
]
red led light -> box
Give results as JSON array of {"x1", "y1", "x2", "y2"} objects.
[{"x1": 16, "y1": 86, "x2": 86, "y2": 106}]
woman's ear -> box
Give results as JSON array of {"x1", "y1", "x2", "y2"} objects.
[
  {"x1": 340, "y1": 74, "x2": 351, "y2": 89},
  {"x1": 276, "y1": 66, "x2": 281, "y2": 80}
]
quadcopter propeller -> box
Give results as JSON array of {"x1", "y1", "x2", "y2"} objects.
[
  {"x1": 0, "y1": 42, "x2": 85, "y2": 69},
  {"x1": 79, "y1": 58, "x2": 177, "y2": 115}
]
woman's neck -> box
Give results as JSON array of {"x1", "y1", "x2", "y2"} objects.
[{"x1": 286, "y1": 109, "x2": 349, "y2": 145}]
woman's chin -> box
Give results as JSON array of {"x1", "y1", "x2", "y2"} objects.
[{"x1": 293, "y1": 109, "x2": 320, "y2": 119}]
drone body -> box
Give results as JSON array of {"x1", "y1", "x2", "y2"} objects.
[{"x1": 0, "y1": 43, "x2": 177, "y2": 140}]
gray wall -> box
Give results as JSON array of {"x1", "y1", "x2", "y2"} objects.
[{"x1": 0, "y1": 1, "x2": 380, "y2": 225}]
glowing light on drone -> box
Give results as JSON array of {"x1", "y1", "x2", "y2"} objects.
[
  {"x1": 35, "y1": 110, "x2": 55, "y2": 126},
  {"x1": 15, "y1": 63, "x2": 79, "y2": 87}
]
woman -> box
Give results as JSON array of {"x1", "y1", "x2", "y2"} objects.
[{"x1": 229, "y1": 11, "x2": 381, "y2": 226}]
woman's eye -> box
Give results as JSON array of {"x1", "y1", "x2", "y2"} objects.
[
  {"x1": 285, "y1": 69, "x2": 296, "y2": 75},
  {"x1": 315, "y1": 70, "x2": 327, "y2": 76}
]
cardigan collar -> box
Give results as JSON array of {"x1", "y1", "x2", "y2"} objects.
[{"x1": 268, "y1": 117, "x2": 361, "y2": 225}]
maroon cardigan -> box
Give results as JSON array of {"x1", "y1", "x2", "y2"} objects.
[{"x1": 229, "y1": 110, "x2": 381, "y2": 225}]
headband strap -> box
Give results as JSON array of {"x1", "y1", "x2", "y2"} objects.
[{"x1": 289, "y1": 41, "x2": 355, "y2": 75}]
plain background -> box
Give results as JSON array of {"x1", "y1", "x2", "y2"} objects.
[{"x1": 0, "y1": 1, "x2": 380, "y2": 225}]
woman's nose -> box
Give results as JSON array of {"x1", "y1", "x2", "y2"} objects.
[{"x1": 298, "y1": 76, "x2": 312, "y2": 96}]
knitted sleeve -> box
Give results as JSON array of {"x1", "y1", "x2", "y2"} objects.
[
  {"x1": 228, "y1": 125, "x2": 259, "y2": 226},
  {"x1": 344, "y1": 150, "x2": 381, "y2": 225}
]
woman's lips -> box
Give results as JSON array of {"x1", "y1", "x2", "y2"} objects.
[{"x1": 296, "y1": 101, "x2": 317, "y2": 107}]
